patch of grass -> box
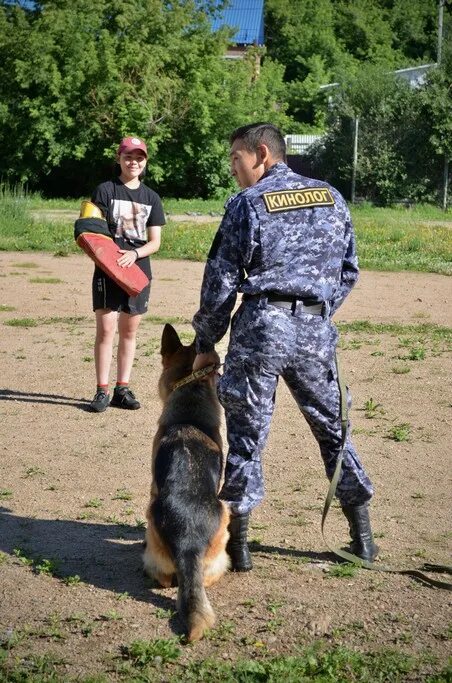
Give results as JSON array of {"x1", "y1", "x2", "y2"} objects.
[
  {"x1": 29, "y1": 276, "x2": 63, "y2": 284},
  {"x1": 266, "y1": 600, "x2": 284, "y2": 614},
  {"x1": 178, "y1": 331, "x2": 195, "y2": 343},
  {"x1": 387, "y1": 423, "x2": 412, "y2": 442},
  {"x1": 35, "y1": 557, "x2": 60, "y2": 576},
  {"x1": 100, "y1": 610, "x2": 123, "y2": 622},
  {"x1": 337, "y1": 320, "x2": 451, "y2": 341},
  {"x1": 84, "y1": 498, "x2": 103, "y2": 508},
  {"x1": 263, "y1": 617, "x2": 283, "y2": 633},
  {"x1": 205, "y1": 620, "x2": 236, "y2": 642},
  {"x1": 4, "y1": 315, "x2": 86, "y2": 328},
  {"x1": 144, "y1": 314, "x2": 191, "y2": 325},
  {"x1": 170, "y1": 643, "x2": 417, "y2": 681},
  {"x1": 13, "y1": 548, "x2": 34, "y2": 566},
  {"x1": 362, "y1": 397, "x2": 384, "y2": 419},
  {"x1": 5, "y1": 317, "x2": 39, "y2": 327},
  {"x1": 0, "y1": 304, "x2": 15, "y2": 312},
  {"x1": 1, "y1": 191, "x2": 451, "y2": 273},
  {"x1": 407, "y1": 347, "x2": 426, "y2": 360},
  {"x1": 63, "y1": 574, "x2": 81, "y2": 586},
  {"x1": 120, "y1": 638, "x2": 181, "y2": 667},
  {"x1": 0, "y1": 489, "x2": 12, "y2": 498},
  {"x1": 163, "y1": 197, "x2": 226, "y2": 214},
  {"x1": 112, "y1": 488, "x2": 133, "y2": 501},
  {"x1": 351, "y1": 204, "x2": 452, "y2": 275},
  {"x1": 0, "y1": 649, "x2": 66, "y2": 679},
  {"x1": 10, "y1": 261, "x2": 39, "y2": 268},
  {"x1": 328, "y1": 563, "x2": 359, "y2": 578},
  {"x1": 77, "y1": 511, "x2": 95, "y2": 520}
]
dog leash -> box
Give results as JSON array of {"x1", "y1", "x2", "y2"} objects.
[
  {"x1": 172, "y1": 363, "x2": 222, "y2": 391},
  {"x1": 321, "y1": 354, "x2": 452, "y2": 590}
]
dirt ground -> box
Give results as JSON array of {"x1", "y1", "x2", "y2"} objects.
[{"x1": 0, "y1": 251, "x2": 451, "y2": 681}]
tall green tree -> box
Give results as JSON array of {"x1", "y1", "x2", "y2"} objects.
[
  {"x1": 265, "y1": 0, "x2": 440, "y2": 126},
  {"x1": 308, "y1": 57, "x2": 451, "y2": 206},
  {"x1": 0, "y1": 0, "x2": 293, "y2": 196}
]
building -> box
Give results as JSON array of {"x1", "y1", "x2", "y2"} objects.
[
  {"x1": 284, "y1": 134, "x2": 324, "y2": 155},
  {"x1": 210, "y1": 0, "x2": 265, "y2": 59}
]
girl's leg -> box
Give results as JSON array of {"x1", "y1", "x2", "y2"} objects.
[
  {"x1": 94, "y1": 309, "x2": 118, "y2": 386},
  {"x1": 116, "y1": 312, "x2": 142, "y2": 383}
]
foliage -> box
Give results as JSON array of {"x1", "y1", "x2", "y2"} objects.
[
  {"x1": 0, "y1": 0, "x2": 450, "y2": 201},
  {"x1": 0, "y1": 0, "x2": 291, "y2": 198},
  {"x1": 265, "y1": 0, "x2": 440, "y2": 125},
  {"x1": 307, "y1": 58, "x2": 452, "y2": 206},
  {"x1": 121, "y1": 638, "x2": 181, "y2": 666},
  {"x1": 1, "y1": 185, "x2": 451, "y2": 272}
]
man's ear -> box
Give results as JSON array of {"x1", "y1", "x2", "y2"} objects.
[{"x1": 257, "y1": 143, "x2": 272, "y2": 167}]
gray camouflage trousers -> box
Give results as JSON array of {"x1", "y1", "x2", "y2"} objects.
[{"x1": 217, "y1": 297, "x2": 374, "y2": 515}]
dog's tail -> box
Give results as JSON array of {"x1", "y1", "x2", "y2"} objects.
[{"x1": 176, "y1": 551, "x2": 215, "y2": 642}]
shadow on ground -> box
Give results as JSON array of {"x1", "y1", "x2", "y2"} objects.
[
  {"x1": 0, "y1": 508, "x2": 336, "y2": 611},
  {"x1": 0, "y1": 507, "x2": 176, "y2": 615},
  {"x1": 0, "y1": 388, "x2": 90, "y2": 410}
]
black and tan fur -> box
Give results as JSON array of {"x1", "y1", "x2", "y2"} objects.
[{"x1": 143, "y1": 324, "x2": 230, "y2": 642}]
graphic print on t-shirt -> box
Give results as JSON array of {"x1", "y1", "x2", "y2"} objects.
[{"x1": 112, "y1": 199, "x2": 152, "y2": 242}]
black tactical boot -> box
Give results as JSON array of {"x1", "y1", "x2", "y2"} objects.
[
  {"x1": 226, "y1": 513, "x2": 253, "y2": 572},
  {"x1": 341, "y1": 503, "x2": 379, "y2": 562}
]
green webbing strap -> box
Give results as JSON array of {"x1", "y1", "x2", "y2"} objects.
[
  {"x1": 321, "y1": 353, "x2": 452, "y2": 591},
  {"x1": 172, "y1": 363, "x2": 221, "y2": 391}
]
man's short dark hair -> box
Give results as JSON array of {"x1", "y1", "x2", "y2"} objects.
[{"x1": 230, "y1": 122, "x2": 286, "y2": 161}]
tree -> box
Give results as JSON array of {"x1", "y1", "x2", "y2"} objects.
[
  {"x1": 308, "y1": 59, "x2": 451, "y2": 206},
  {"x1": 264, "y1": 0, "x2": 440, "y2": 127},
  {"x1": 0, "y1": 0, "x2": 293, "y2": 196}
]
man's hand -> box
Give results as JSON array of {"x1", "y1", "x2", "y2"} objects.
[{"x1": 193, "y1": 350, "x2": 220, "y2": 372}]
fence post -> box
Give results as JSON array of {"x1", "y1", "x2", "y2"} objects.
[{"x1": 442, "y1": 156, "x2": 449, "y2": 211}]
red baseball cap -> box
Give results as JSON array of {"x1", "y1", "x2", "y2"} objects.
[{"x1": 117, "y1": 136, "x2": 148, "y2": 157}]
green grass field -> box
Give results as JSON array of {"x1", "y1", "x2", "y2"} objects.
[{"x1": 0, "y1": 188, "x2": 451, "y2": 273}]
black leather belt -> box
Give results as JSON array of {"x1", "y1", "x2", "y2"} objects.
[{"x1": 243, "y1": 292, "x2": 324, "y2": 315}]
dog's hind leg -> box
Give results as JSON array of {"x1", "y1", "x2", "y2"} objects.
[
  {"x1": 203, "y1": 501, "x2": 231, "y2": 586},
  {"x1": 143, "y1": 524, "x2": 175, "y2": 587}
]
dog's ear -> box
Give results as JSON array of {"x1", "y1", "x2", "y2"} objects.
[{"x1": 161, "y1": 323, "x2": 182, "y2": 357}]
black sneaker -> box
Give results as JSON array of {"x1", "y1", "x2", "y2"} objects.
[
  {"x1": 110, "y1": 386, "x2": 141, "y2": 410},
  {"x1": 89, "y1": 388, "x2": 110, "y2": 413}
]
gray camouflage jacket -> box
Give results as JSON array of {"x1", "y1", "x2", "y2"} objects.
[{"x1": 193, "y1": 162, "x2": 359, "y2": 353}]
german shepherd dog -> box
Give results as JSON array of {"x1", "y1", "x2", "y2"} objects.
[{"x1": 143, "y1": 324, "x2": 230, "y2": 641}]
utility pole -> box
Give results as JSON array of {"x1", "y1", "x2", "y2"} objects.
[
  {"x1": 438, "y1": 0, "x2": 444, "y2": 65},
  {"x1": 437, "y1": 0, "x2": 452, "y2": 64},
  {"x1": 438, "y1": 1, "x2": 451, "y2": 210}
]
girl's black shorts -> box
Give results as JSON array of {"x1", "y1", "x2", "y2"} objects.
[{"x1": 92, "y1": 268, "x2": 151, "y2": 315}]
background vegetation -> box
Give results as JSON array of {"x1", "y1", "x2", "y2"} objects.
[
  {"x1": 1, "y1": 186, "x2": 451, "y2": 273},
  {"x1": 0, "y1": 0, "x2": 451, "y2": 204}
]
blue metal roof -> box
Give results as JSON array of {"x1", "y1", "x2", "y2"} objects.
[{"x1": 210, "y1": 1, "x2": 264, "y2": 46}]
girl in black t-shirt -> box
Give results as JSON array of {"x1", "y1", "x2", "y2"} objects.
[{"x1": 88, "y1": 136, "x2": 165, "y2": 413}]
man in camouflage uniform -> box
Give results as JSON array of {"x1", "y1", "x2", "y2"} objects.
[{"x1": 192, "y1": 122, "x2": 378, "y2": 571}]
